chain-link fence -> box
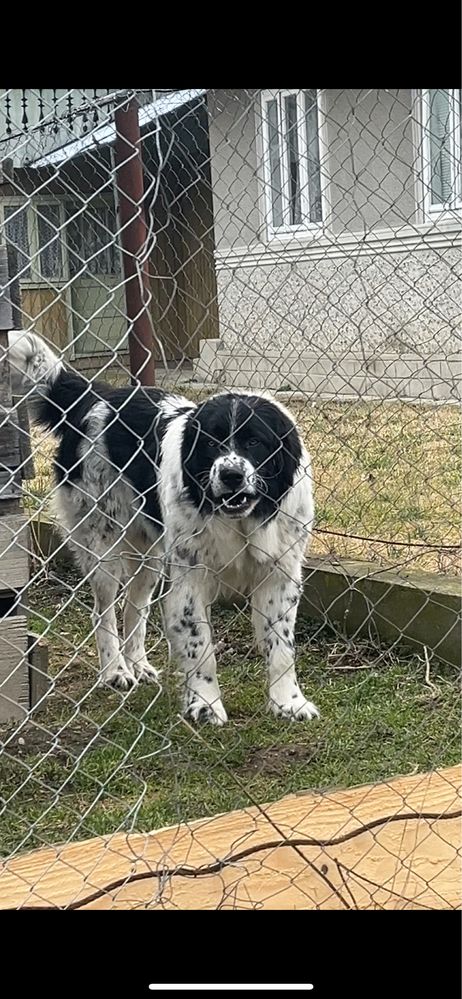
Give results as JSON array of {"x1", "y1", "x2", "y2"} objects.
[{"x1": 0, "y1": 88, "x2": 460, "y2": 910}]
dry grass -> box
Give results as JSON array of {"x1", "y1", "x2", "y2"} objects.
[
  {"x1": 294, "y1": 399, "x2": 461, "y2": 575},
  {"x1": 23, "y1": 396, "x2": 460, "y2": 575}
]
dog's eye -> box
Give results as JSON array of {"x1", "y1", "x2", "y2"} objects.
[
  {"x1": 207, "y1": 439, "x2": 217, "y2": 447},
  {"x1": 245, "y1": 438, "x2": 259, "y2": 448}
]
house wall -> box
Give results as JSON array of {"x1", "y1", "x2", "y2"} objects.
[
  {"x1": 147, "y1": 176, "x2": 219, "y2": 361},
  {"x1": 1, "y1": 102, "x2": 219, "y2": 363},
  {"x1": 211, "y1": 241, "x2": 461, "y2": 357},
  {"x1": 144, "y1": 108, "x2": 219, "y2": 361},
  {"x1": 0, "y1": 167, "x2": 128, "y2": 359},
  {"x1": 323, "y1": 89, "x2": 417, "y2": 234},
  {"x1": 208, "y1": 90, "x2": 418, "y2": 251},
  {"x1": 207, "y1": 90, "x2": 262, "y2": 250},
  {"x1": 204, "y1": 90, "x2": 461, "y2": 398}
]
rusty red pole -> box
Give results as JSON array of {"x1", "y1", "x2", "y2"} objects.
[{"x1": 114, "y1": 96, "x2": 155, "y2": 386}]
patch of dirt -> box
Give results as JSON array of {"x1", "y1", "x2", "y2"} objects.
[
  {"x1": 2, "y1": 718, "x2": 104, "y2": 762},
  {"x1": 239, "y1": 740, "x2": 325, "y2": 777}
]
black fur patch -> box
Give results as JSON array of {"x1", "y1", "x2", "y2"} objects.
[{"x1": 35, "y1": 370, "x2": 191, "y2": 528}]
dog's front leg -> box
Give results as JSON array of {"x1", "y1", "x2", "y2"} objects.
[
  {"x1": 252, "y1": 561, "x2": 319, "y2": 722},
  {"x1": 163, "y1": 561, "x2": 227, "y2": 726}
]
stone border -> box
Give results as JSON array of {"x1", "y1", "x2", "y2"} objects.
[
  {"x1": 301, "y1": 557, "x2": 460, "y2": 668},
  {"x1": 194, "y1": 340, "x2": 461, "y2": 403},
  {"x1": 28, "y1": 516, "x2": 461, "y2": 667}
]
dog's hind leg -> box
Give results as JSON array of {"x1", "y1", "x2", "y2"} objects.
[
  {"x1": 62, "y1": 516, "x2": 133, "y2": 690},
  {"x1": 89, "y1": 562, "x2": 135, "y2": 690},
  {"x1": 122, "y1": 558, "x2": 160, "y2": 684}
]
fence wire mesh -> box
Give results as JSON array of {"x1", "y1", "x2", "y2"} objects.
[{"x1": 0, "y1": 87, "x2": 460, "y2": 910}]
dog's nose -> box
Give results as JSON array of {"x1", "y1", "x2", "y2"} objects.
[{"x1": 219, "y1": 466, "x2": 245, "y2": 491}]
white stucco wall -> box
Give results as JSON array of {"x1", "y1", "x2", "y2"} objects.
[
  {"x1": 214, "y1": 244, "x2": 460, "y2": 355},
  {"x1": 203, "y1": 90, "x2": 461, "y2": 398}
]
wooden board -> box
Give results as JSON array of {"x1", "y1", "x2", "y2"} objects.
[
  {"x1": 0, "y1": 329, "x2": 22, "y2": 507},
  {"x1": 176, "y1": 179, "x2": 219, "y2": 357},
  {"x1": 21, "y1": 288, "x2": 69, "y2": 352},
  {"x1": 0, "y1": 469, "x2": 21, "y2": 504},
  {"x1": 147, "y1": 181, "x2": 219, "y2": 362},
  {"x1": 0, "y1": 766, "x2": 460, "y2": 910},
  {"x1": 6, "y1": 244, "x2": 22, "y2": 330},
  {"x1": 0, "y1": 614, "x2": 29, "y2": 723},
  {"x1": 0, "y1": 330, "x2": 12, "y2": 407},
  {"x1": 0, "y1": 409, "x2": 20, "y2": 472},
  {"x1": 0, "y1": 514, "x2": 29, "y2": 592},
  {"x1": 0, "y1": 246, "x2": 13, "y2": 333},
  {"x1": 28, "y1": 631, "x2": 51, "y2": 709},
  {"x1": 11, "y1": 397, "x2": 35, "y2": 480}
]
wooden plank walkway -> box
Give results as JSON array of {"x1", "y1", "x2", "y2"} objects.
[{"x1": 0, "y1": 766, "x2": 460, "y2": 910}]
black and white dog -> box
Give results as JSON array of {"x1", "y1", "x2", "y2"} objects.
[{"x1": 8, "y1": 331, "x2": 319, "y2": 726}]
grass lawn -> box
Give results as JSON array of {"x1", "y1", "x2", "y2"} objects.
[
  {"x1": 292, "y1": 398, "x2": 460, "y2": 574},
  {"x1": 0, "y1": 566, "x2": 459, "y2": 857},
  {"x1": 24, "y1": 398, "x2": 460, "y2": 574}
]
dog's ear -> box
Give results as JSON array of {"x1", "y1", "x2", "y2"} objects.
[
  {"x1": 272, "y1": 406, "x2": 302, "y2": 487},
  {"x1": 250, "y1": 397, "x2": 302, "y2": 489}
]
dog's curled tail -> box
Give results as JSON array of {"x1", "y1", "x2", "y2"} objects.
[
  {"x1": 6, "y1": 329, "x2": 64, "y2": 395},
  {"x1": 5, "y1": 329, "x2": 97, "y2": 436}
]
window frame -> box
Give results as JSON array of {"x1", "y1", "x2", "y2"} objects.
[
  {"x1": 36, "y1": 201, "x2": 66, "y2": 282},
  {"x1": 421, "y1": 88, "x2": 462, "y2": 221},
  {"x1": 0, "y1": 195, "x2": 122, "y2": 285},
  {"x1": 260, "y1": 88, "x2": 326, "y2": 241},
  {"x1": 65, "y1": 199, "x2": 121, "y2": 280},
  {"x1": 2, "y1": 201, "x2": 32, "y2": 280},
  {"x1": 1, "y1": 197, "x2": 69, "y2": 285}
]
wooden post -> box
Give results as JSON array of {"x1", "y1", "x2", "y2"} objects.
[
  {"x1": 6, "y1": 243, "x2": 22, "y2": 329},
  {"x1": 6, "y1": 228, "x2": 35, "y2": 480},
  {"x1": 0, "y1": 245, "x2": 47, "y2": 720},
  {"x1": 114, "y1": 97, "x2": 155, "y2": 386}
]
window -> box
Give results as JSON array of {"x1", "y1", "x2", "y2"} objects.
[
  {"x1": 66, "y1": 202, "x2": 120, "y2": 277},
  {"x1": 1, "y1": 200, "x2": 64, "y2": 281},
  {"x1": 1, "y1": 198, "x2": 121, "y2": 282},
  {"x1": 3, "y1": 204, "x2": 31, "y2": 279},
  {"x1": 421, "y1": 89, "x2": 461, "y2": 215},
  {"x1": 261, "y1": 90, "x2": 323, "y2": 236},
  {"x1": 37, "y1": 203, "x2": 64, "y2": 279}
]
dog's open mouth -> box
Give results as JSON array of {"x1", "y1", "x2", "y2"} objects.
[{"x1": 220, "y1": 492, "x2": 255, "y2": 516}]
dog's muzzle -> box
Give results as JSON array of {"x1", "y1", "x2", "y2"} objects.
[{"x1": 210, "y1": 453, "x2": 258, "y2": 517}]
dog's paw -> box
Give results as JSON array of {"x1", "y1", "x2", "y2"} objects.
[
  {"x1": 184, "y1": 696, "x2": 228, "y2": 727},
  {"x1": 100, "y1": 658, "x2": 136, "y2": 692},
  {"x1": 268, "y1": 685, "x2": 320, "y2": 722},
  {"x1": 131, "y1": 659, "x2": 160, "y2": 685}
]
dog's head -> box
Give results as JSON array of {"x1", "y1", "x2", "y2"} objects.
[{"x1": 181, "y1": 393, "x2": 302, "y2": 520}]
